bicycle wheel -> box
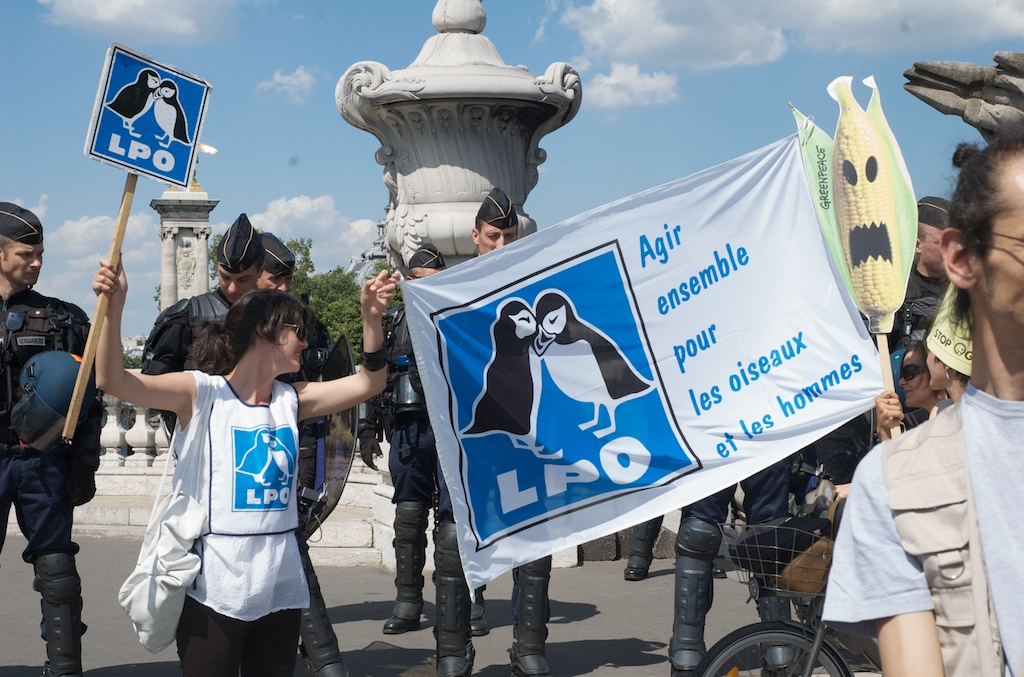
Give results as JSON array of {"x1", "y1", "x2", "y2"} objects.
[{"x1": 694, "y1": 621, "x2": 854, "y2": 677}]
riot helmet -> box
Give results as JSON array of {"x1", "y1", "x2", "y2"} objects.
[{"x1": 11, "y1": 350, "x2": 96, "y2": 450}]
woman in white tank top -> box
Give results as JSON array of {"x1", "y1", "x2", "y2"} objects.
[{"x1": 92, "y1": 257, "x2": 397, "y2": 676}]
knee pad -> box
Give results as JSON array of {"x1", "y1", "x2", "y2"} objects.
[
  {"x1": 395, "y1": 501, "x2": 428, "y2": 544},
  {"x1": 518, "y1": 555, "x2": 552, "y2": 578},
  {"x1": 435, "y1": 521, "x2": 464, "y2": 578},
  {"x1": 676, "y1": 517, "x2": 722, "y2": 561},
  {"x1": 33, "y1": 553, "x2": 81, "y2": 606}
]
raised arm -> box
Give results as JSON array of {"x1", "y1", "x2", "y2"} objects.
[
  {"x1": 296, "y1": 270, "x2": 398, "y2": 420},
  {"x1": 92, "y1": 259, "x2": 196, "y2": 426}
]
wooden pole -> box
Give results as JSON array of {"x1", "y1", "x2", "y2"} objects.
[
  {"x1": 876, "y1": 332, "x2": 902, "y2": 439},
  {"x1": 62, "y1": 172, "x2": 137, "y2": 442}
]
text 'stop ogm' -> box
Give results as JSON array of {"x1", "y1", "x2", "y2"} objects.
[{"x1": 85, "y1": 44, "x2": 211, "y2": 188}]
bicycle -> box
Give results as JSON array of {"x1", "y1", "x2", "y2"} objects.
[{"x1": 694, "y1": 511, "x2": 882, "y2": 676}]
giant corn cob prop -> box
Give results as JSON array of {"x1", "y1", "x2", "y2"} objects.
[
  {"x1": 828, "y1": 76, "x2": 915, "y2": 334},
  {"x1": 791, "y1": 77, "x2": 917, "y2": 411}
]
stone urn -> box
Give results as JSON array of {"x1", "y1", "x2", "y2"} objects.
[{"x1": 338, "y1": 0, "x2": 582, "y2": 269}]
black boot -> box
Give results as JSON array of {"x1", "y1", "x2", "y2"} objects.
[
  {"x1": 510, "y1": 556, "x2": 552, "y2": 677},
  {"x1": 470, "y1": 587, "x2": 489, "y2": 636},
  {"x1": 34, "y1": 553, "x2": 83, "y2": 677},
  {"x1": 384, "y1": 502, "x2": 428, "y2": 634},
  {"x1": 297, "y1": 542, "x2": 349, "y2": 677},
  {"x1": 757, "y1": 589, "x2": 794, "y2": 671},
  {"x1": 435, "y1": 522, "x2": 473, "y2": 677},
  {"x1": 669, "y1": 518, "x2": 722, "y2": 676},
  {"x1": 624, "y1": 516, "x2": 664, "y2": 581}
]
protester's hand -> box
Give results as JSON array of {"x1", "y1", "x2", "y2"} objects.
[
  {"x1": 875, "y1": 390, "x2": 904, "y2": 441},
  {"x1": 93, "y1": 258, "x2": 127, "y2": 307},
  {"x1": 361, "y1": 270, "x2": 399, "y2": 320},
  {"x1": 834, "y1": 483, "x2": 851, "y2": 502},
  {"x1": 358, "y1": 433, "x2": 383, "y2": 471}
]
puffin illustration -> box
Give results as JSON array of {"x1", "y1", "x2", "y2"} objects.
[
  {"x1": 533, "y1": 291, "x2": 650, "y2": 438},
  {"x1": 463, "y1": 298, "x2": 556, "y2": 458},
  {"x1": 237, "y1": 430, "x2": 293, "y2": 487},
  {"x1": 106, "y1": 68, "x2": 160, "y2": 138},
  {"x1": 153, "y1": 79, "x2": 191, "y2": 148}
]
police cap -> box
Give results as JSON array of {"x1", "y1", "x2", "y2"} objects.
[
  {"x1": 0, "y1": 202, "x2": 43, "y2": 245},
  {"x1": 917, "y1": 196, "x2": 951, "y2": 230},
  {"x1": 217, "y1": 214, "x2": 265, "y2": 273},
  {"x1": 408, "y1": 243, "x2": 446, "y2": 271},
  {"x1": 261, "y1": 232, "x2": 295, "y2": 277},
  {"x1": 476, "y1": 187, "x2": 518, "y2": 231}
]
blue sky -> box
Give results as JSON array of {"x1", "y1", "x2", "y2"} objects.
[{"x1": 1, "y1": 0, "x2": 1020, "y2": 338}]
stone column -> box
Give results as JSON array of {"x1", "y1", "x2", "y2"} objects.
[{"x1": 150, "y1": 188, "x2": 218, "y2": 310}]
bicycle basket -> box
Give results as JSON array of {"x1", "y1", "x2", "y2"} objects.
[{"x1": 723, "y1": 517, "x2": 834, "y2": 596}]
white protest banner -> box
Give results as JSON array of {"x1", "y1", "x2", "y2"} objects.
[{"x1": 403, "y1": 134, "x2": 882, "y2": 589}]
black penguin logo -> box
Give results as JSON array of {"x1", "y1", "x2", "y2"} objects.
[
  {"x1": 153, "y1": 80, "x2": 191, "y2": 148},
  {"x1": 533, "y1": 291, "x2": 650, "y2": 438},
  {"x1": 106, "y1": 68, "x2": 160, "y2": 138},
  {"x1": 463, "y1": 299, "x2": 548, "y2": 454}
]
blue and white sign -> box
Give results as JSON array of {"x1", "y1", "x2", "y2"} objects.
[
  {"x1": 403, "y1": 135, "x2": 884, "y2": 589},
  {"x1": 85, "y1": 44, "x2": 211, "y2": 188}
]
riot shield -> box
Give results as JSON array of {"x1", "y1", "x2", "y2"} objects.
[{"x1": 302, "y1": 332, "x2": 358, "y2": 539}]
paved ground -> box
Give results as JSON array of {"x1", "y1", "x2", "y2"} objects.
[{"x1": 0, "y1": 533, "x2": 762, "y2": 677}]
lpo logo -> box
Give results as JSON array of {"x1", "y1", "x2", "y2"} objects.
[
  {"x1": 86, "y1": 44, "x2": 211, "y2": 188},
  {"x1": 435, "y1": 244, "x2": 699, "y2": 547}
]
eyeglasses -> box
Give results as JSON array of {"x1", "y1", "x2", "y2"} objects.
[
  {"x1": 993, "y1": 231, "x2": 1024, "y2": 245},
  {"x1": 900, "y1": 363, "x2": 926, "y2": 381},
  {"x1": 283, "y1": 323, "x2": 308, "y2": 342}
]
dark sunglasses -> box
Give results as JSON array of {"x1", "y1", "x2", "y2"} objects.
[
  {"x1": 283, "y1": 323, "x2": 308, "y2": 342},
  {"x1": 900, "y1": 363, "x2": 926, "y2": 381}
]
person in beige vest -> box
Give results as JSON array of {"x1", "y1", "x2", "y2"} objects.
[{"x1": 822, "y1": 132, "x2": 1024, "y2": 676}]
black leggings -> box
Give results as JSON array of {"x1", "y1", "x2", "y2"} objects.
[{"x1": 177, "y1": 595, "x2": 301, "y2": 676}]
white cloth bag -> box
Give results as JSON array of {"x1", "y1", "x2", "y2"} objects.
[{"x1": 118, "y1": 380, "x2": 210, "y2": 653}]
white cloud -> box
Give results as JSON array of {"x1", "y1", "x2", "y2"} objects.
[
  {"x1": 587, "y1": 63, "x2": 679, "y2": 108},
  {"x1": 256, "y1": 66, "x2": 317, "y2": 105},
  {"x1": 238, "y1": 195, "x2": 379, "y2": 275},
  {"x1": 16, "y1": 194, "x2": 376, "y2": 338},
  {"x1": 564, "y1": 0, "x2": 1024, "y2": 69},
  {"x1": 37, "y1": 0, "x2": 240, "y2": 45},
  {"x1": 34, "y1": 211, "x2": 162, "y2": 339}
]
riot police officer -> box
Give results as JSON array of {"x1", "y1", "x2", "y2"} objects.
[
  {"x1": 0, "y1": 202, "x2": 103, "y2": 677},
  {"x1": 667, "y1": 459, "x2": 792, "y2": 676},
  {"x1": 142, "y1": 213, "x2": 265, "y2": 381},
  {"x1": 142, "y1": 218, "x2": 348, "y2": 677},
  {"x1": 358, "y1": 243, "x2": 480, "y2": 677},
  {"x1": 470, "y1": 188, "x2": 552, "y2": 677}
]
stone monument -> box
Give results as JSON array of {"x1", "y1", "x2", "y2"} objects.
[
  {"x1": 905, "y1": 52, "x2": 1024, "y2": 142},
  {"x1": 150, "y1": 158, "x2": 217, "y2": 310},
  {"x1": 337, "y1": 0, "x2": 582, "y2": 270}
]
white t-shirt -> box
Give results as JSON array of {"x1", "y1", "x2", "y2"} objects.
[
  {"x1": 173, "y1": 371, "x2": 309, "y2": 621},
  {"x1": 823, "y1": 385, "x2": 1024, "y2": 676}
]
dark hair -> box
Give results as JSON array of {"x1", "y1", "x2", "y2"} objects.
[
  {"x1": 904, "y1": 340, "x2": 928, "y2": 365},
  {"x1": 948, "y1": 130, "x2": 1024, "y2": 326},
  {"x1": 189, "y1": 289, "x2": 315, "y2": 375}
]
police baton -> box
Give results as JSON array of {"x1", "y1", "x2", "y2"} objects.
[{"x1": 62, "y1": 172, "x2": 137, "y2": 443}]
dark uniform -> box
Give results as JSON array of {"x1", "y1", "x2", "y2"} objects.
[
  {"x1": 358, "y1": 244, "x2": 477, "y2": 677},
  {"x1": 0, "y1": 203, "x2": 103, "y2": 677},
  {"x1": 141, "y1": 218, "x2": 348, "y2": 677}
]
